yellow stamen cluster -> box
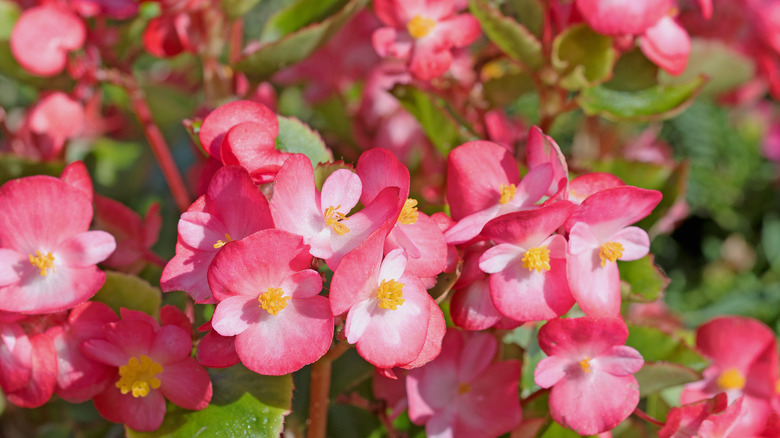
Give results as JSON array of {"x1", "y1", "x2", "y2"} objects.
[
  {"x1": 324, "y1": 205, "x2": 350, "y2": 235},
  {"x1": 579, "y1": 357, "x2": 592, "y2": 373},
  {"x1": 717, "y1": 368, "x2": 746, "y2": 391},
  {"x1": 499, "y1": 183, "x2": 516, "y2": 205},
  {"x1": 213, "y1": 233, "x2": 234, "y2": 249},
  {"x1": 29, "y1": 251, "x2": 55, "y2": 276},
  {"x1": 407, "y1": 15, "x2": 436, "y2": 39},
  {"x1": 522, "y1": 246, "x2": 551, "y2": 273},
  {"x1": 457, "y1": 382, "x2": 471, "y2": 395},
  {"x1": 599, "y1": 242, "x2": 624, "y2": 267},
  {"x1": 376, "y1": 279, "x2": 405, "y2": 310},
  {"x1": 116, "y1": 355, "x2": 163, "y2": 398},
  {"x1": 398, "y1": 198, "x2": 419, "y2": 225},
  {"x1": 259, "y1": 287, "x2": 290, "y2": 315}
]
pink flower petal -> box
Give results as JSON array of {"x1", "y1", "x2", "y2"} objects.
[
  {"x1": 321, "y1": 169, "x2": 362, "y2": 215},
  {"x1": 199, "y1": 101, "x2": 278, "y2": 160},
  {"x1": 270, "y1": 154, "x2": 325, "y2": 243},
  {"x1": 641, "y1": 16, "x2": 690, "y2": 76},
  {"x1": 196, "y1": 329, "x2": 240, "y2": 368},
  {"x1": 489, "y1": 258, "x2": 574, "y2": 321},
  {"x1": 576, "y1": 0, "x2": 671, "y2": 36},
  {"x1": 57, "y1": 230, "x2": 116, "y2": 267},
  {"x1": 450, "y1": 278, "x2": 503, "y2": 331},
  {"x1": 10, "y1": 6, "x2": 86, "y2": 77},
  {"x1": 330, "y1": 227, "x2": 388, "y2": 316},
  {"x1": 356, "y1": 147, "x2": 411, "y2": 204},
  {"x1": 212, "y1": 295, "x2": 261, "y2": 336},
  {"x1": 593, "y1": 345, "x2": 645, "y2": 376},
  {"x1": 4, "y1": 333, "x2": 57, "y2": 408},
  {"x1": 159, "y1": 357, "x2": 212, "y2": 410},
  {"x1": 119, "y1": 387, "x2": 167, "y2": 432},
  {"x1": 611, "y1": 226, "x2": 651, "y2": 261},
  {"x1": 0, "y1": 249, "x2": 25, "y2": 286}
]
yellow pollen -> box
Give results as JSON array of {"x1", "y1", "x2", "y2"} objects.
[
  {"x1": 579, "y1": 357, "x2": 592, "y2": 373},
  {"x1": 29, "y1": 251, "x2": 55, "y2": 276},
  {"x1": 599, "y1": 242, "x2": 624, "y2": 267},
  {"x1": 457, "y1": 382, "x2": 471, "y2": 395},
  {"x1": 116, "y1": 355, "x2": 163, "y2": 398},
  {"x1": 324, "y1": 205, "x2": 350, "y2": 235},
  {"x1": 499, "y1": 183, "x2": 516, "y2": 205},
  {"x1": 407, "y1": 15, "x2": 436, "y2": 39},
  {"x1": 522, "y1": 246, "x2": 551, "y2": 273},
  {"x1": 376, "y1": 279, "x2": 405, "y2": 310},
  {"x1": 717, "y1": 368, "x2": 746, "y2": 391},
  {"x1": 213, "y1": 233, "x2": 233, "y2": 249},
  {"x1": 398, "y1": 198, "x2": 419, "y2": 225},
  {"x1": 258, "y1": 287, "x2": 290, "y2": 315}
]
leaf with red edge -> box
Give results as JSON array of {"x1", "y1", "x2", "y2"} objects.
[{"x1": 10, "y1": 5, "x2": 85, "y2": 77}]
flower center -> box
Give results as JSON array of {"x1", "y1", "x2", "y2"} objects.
[
  {"x1": 376, "y1": 279, "x2": 405, "y2": 310},
  {"x1": 599, "y1": 242, "x2": 624, "y2": 267},
  {"x1": 116, "y1": 355, "x2": 163, "y2": 398},
  {"x1": 457, "y1": 382, "x2": 471, "y2": 395},
  {"x1": 579, "y1": 357, "x2": 592, "y2": 373},
  {"x1": 29, "y1": 251, "x2": 55, "y2": 276},
  {"x1": 324, "y1": 205, "x2": 350, "y2": 235},
  {"x1": 499, "y1": 183, "x2": 516, "y2": 205},
  {"x1": 213, "y1": 233, "x2": 233, "y2": 249},
  {"x1": 522, "y1": 246, "x2": 551, "y2": 272},
  {"x1": 258, "y1": 287, "x2": 290, "y2": 315},
  {"x1": 407, "y1": 15, "x2": 436, "y2": 39},
  {"x1": 717, "y1": 368, "x2": 746, "y2": 391},
  {"x1": 398, "y1": 198, "x2": 419, "y2": 225}
]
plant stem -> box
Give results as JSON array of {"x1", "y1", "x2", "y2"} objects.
[
  {"x1": 306, "y1": 342, "x2": 350, "y2": 438},
  {"x1": 633, "y1": 408, "x2": 665, "y2": 427}
]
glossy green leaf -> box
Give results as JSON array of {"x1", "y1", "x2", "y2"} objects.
[
  {"x1": 660, "y1": 39, "x2": 754, "y2": 97},
  {"x1": 635, "y1": 362, "x2": 700, "y2": 397},
  {"x1": 577, "y1": 76, "x2": 706, "y2": 122},
  {"x1": 469, "y1": 0, "x2": 542, "y2": 70},
  {"x1": 626, "y1": 325, "x2": 708, "y2": 371},
  {"x1": 260, "y1": 0, "x2": 348, "y2": 42},
  {"x1": 605, "y1": 49, "x2": 659, "y2": 92},
  {"x1": 234, "y1": 0, "x2": 367, "y2": 80},
  {"x1": 276, "y1": 115, "x2": 334, "y2": 167},
  {"x1": 619, "y1": 255, "x2": 669, "y2": 303},
  {"x1": 221, "y1": 0, "x2": 263, "y2": 19},
  {"x1": 552, "y1": 24, "x2": 615, "y2": 91},
  {"x1": 92, "y1": 271, "x2": 162, "y2": 316},
  {"x1": 127, "y1": 365, "x2": 293, "y2": 438},
  {"x1": 390, "y1": 84, "x2": 470, "y2": 155}
]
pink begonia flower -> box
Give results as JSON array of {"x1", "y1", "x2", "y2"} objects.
[
  {"x1": 18, "y1": 92, "x2": 85, "y2": 161},
  {"x1": 484, "y1": 109, "x2": 523, "y2": 153},
  {"x1": 534, "y1": 316, "x2": 644, "y2": 435},
  {"x1": 0, "y1": 166, "x2": 116, "y2": 314},
  {"x1": 270, "y1": 153, "x2": 401, "y2": 268},
  {"x1": 564, "y1": 186, "x2": 662, "y2": 316},
  {"x1": 372, "y1": 0, "x2": 481, "y2": 80},
  {"x1": 47, "y1": 301, "x2": 118, "y2": 403},
  {"x1": 161, "y1": 165, "x2": 274, "y2": 303},
  {"x1": 567, "y1": 172, "x2": 624, "y2": 205},
  {"x1": 681, "y1": 316, "x2": 778, "y2": 435},
  {"x1": 330, "y1": 227, "x2": 444, "y2": 369},
  {"x1": 356, "y1": 147, "x2": 447, "y2": 279},
  {"x1": 10, "y1": 5, "x2": 86, "y2": 77},
  {"x1": 94, "y1": 196, "x2": 164, "y2": 274},
  {"x1": 70, "y1": 0, "x2": 138, "y2": 19},
  {"x1": 576, "y1": 0, "x2": 671, "y2": 36},
  {"x1": 207, "y1": 229, "x2": 334, "y2": 376},
  {"x1": 195, "y1": 321, "x2": 240, "y2": 368},
  {"x1": 450, "y1": 242, "x2": 503, "y2": 331},
  {"x1": 81, "y1": 306, "x2": 212, "y2": 432},
  {"x1": 641, "y1": 16, "x2": 691, "y2": 76},
  {"x1": 659, "y1": 393, "x2": 744, "y2": 438},
  {"x1": 479, "y1": 201, "x2": 577, "y2": 322},
  {"x1": 526, "y1": 126, "x2": 569, "y2": 198},
  {"x1": 407, "y1": 329, "x2": 522, "y2": 438},
  {"x1": 445, "y1": 140, "x2": 553, "y2": 245}
]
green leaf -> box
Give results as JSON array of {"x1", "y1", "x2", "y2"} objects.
[
  {"x1": 501, "y1": 0, "x2": 544, "y2": 38},
  {"x1": 552, "y1": 24, "x2": 616, "y2": 91},
  {"x1": 619, "y1": 255, "x2": 669, "y2": 303},
  {"x1": 635, "y1": 362, "x2": 700, "y2": 397},
  {"x1": 577, "y1": 76, "x2": 706, "y2": 122},
  {"x1": 660, "y1": 39, "x2": 755, "y2": 97},
  {"x1": 0, "y1": 0, "x2": 20, "y2": 41},
  {"x1": 260, "y1": 0, "x2": 348, "y2": 43},
  {"x1": 221, "y1": 0, "x2": 263, "y2": 19},
  {"x1": 276, "y1": 115, "x2": 334, "y2": 167},
  {"x1": 626, "y1": 325, "x2": 708, "y2": 371},
  {"x1": 127, "y1": 365, "x2": 293, "y2": 438},
  {"x1": 535, "y1": 419, "x2": 582, "y2": 437},
  {"x1": 763, "y1": 213, "x2": 780, "y2": 270},
  {"x1": 468, "y1": 0, "x2": 542, "y2": 70},
  {"x1": 483, "y1": 70, "x2": 535, "y2": 107},
  {"x1": 390, "y1": 84, "x2": 470, "y2": 155},
  {"x1": 605, "y1": 49, "x2": 659, "y2": 92},
  {"x1": 92, "y1": 271, "x2": 162, "y2": 316},
  {"x1": 0, "y1": 153, "x2": 65, "y2": 185},
  {"x1": 234, "y1": 0, "x2": 367, "y2": 80}
]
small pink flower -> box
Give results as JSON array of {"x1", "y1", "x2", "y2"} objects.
[
  {"x1": 10, "y1": 5, "x2": 86, "y2": 77},
  {"x1": 534, "y1": 316, "x2": 643, "y2": 435},
  {"x1": 407, "y1": 328, "x2": 522, "y2": 438},
  {"x1": 207, "y1": 229, "x2": 334, "y2": 375},
  {"x1": 576, "y1": 0, "x2": 671, "y2": 36},
  {"x1": 640, "y1": 16, "x2": 691, "y2": 76},
  {"x1": 94, "y1": 196, "x2": 164, "y2": 274},
  {"x1": 81, "y1": 306, "x2": 212, "y2": 432},
  {"x1": 659, "y1": 393, "x2": 744, "y2": 438}
]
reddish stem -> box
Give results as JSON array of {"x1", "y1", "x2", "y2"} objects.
[
  {"x1": 633, "y1": 408, "x2": 665, "y2": 427},
  {"x1": 306, "y1": 342, "x2": 350, "y2": 438}
]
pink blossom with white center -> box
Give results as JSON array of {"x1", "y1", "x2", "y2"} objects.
[
  {"x1": 659, "y1": 393, "x2": 744, "y2": 438},
  {"x1": 534, "y1": 316, "x2": 644, "y2": 435},
  {"x1": 330, "y1": 228, "x2": 444, "y2": 369},
  {"x1": 445, "y1": 140, "x2": 553, "y2": 245},
  {"x1": 449, "y1": 242, "x2": 504, "y2": 331},
  {"x1": 564, "y1": 186, "x2": 662, "y2": 316},
  {"x1": 407, "y1": 329, "x2": 522, "y2": 438},
  {"x1": 0, "y1": 166, "x2": 116, "y2": 314},
  {"x1": 207, "y1": 229, "x2": 334, "y2": 376},
  {"x1": 270, "y1": 153, "x2": 401, "y2": 269}
]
